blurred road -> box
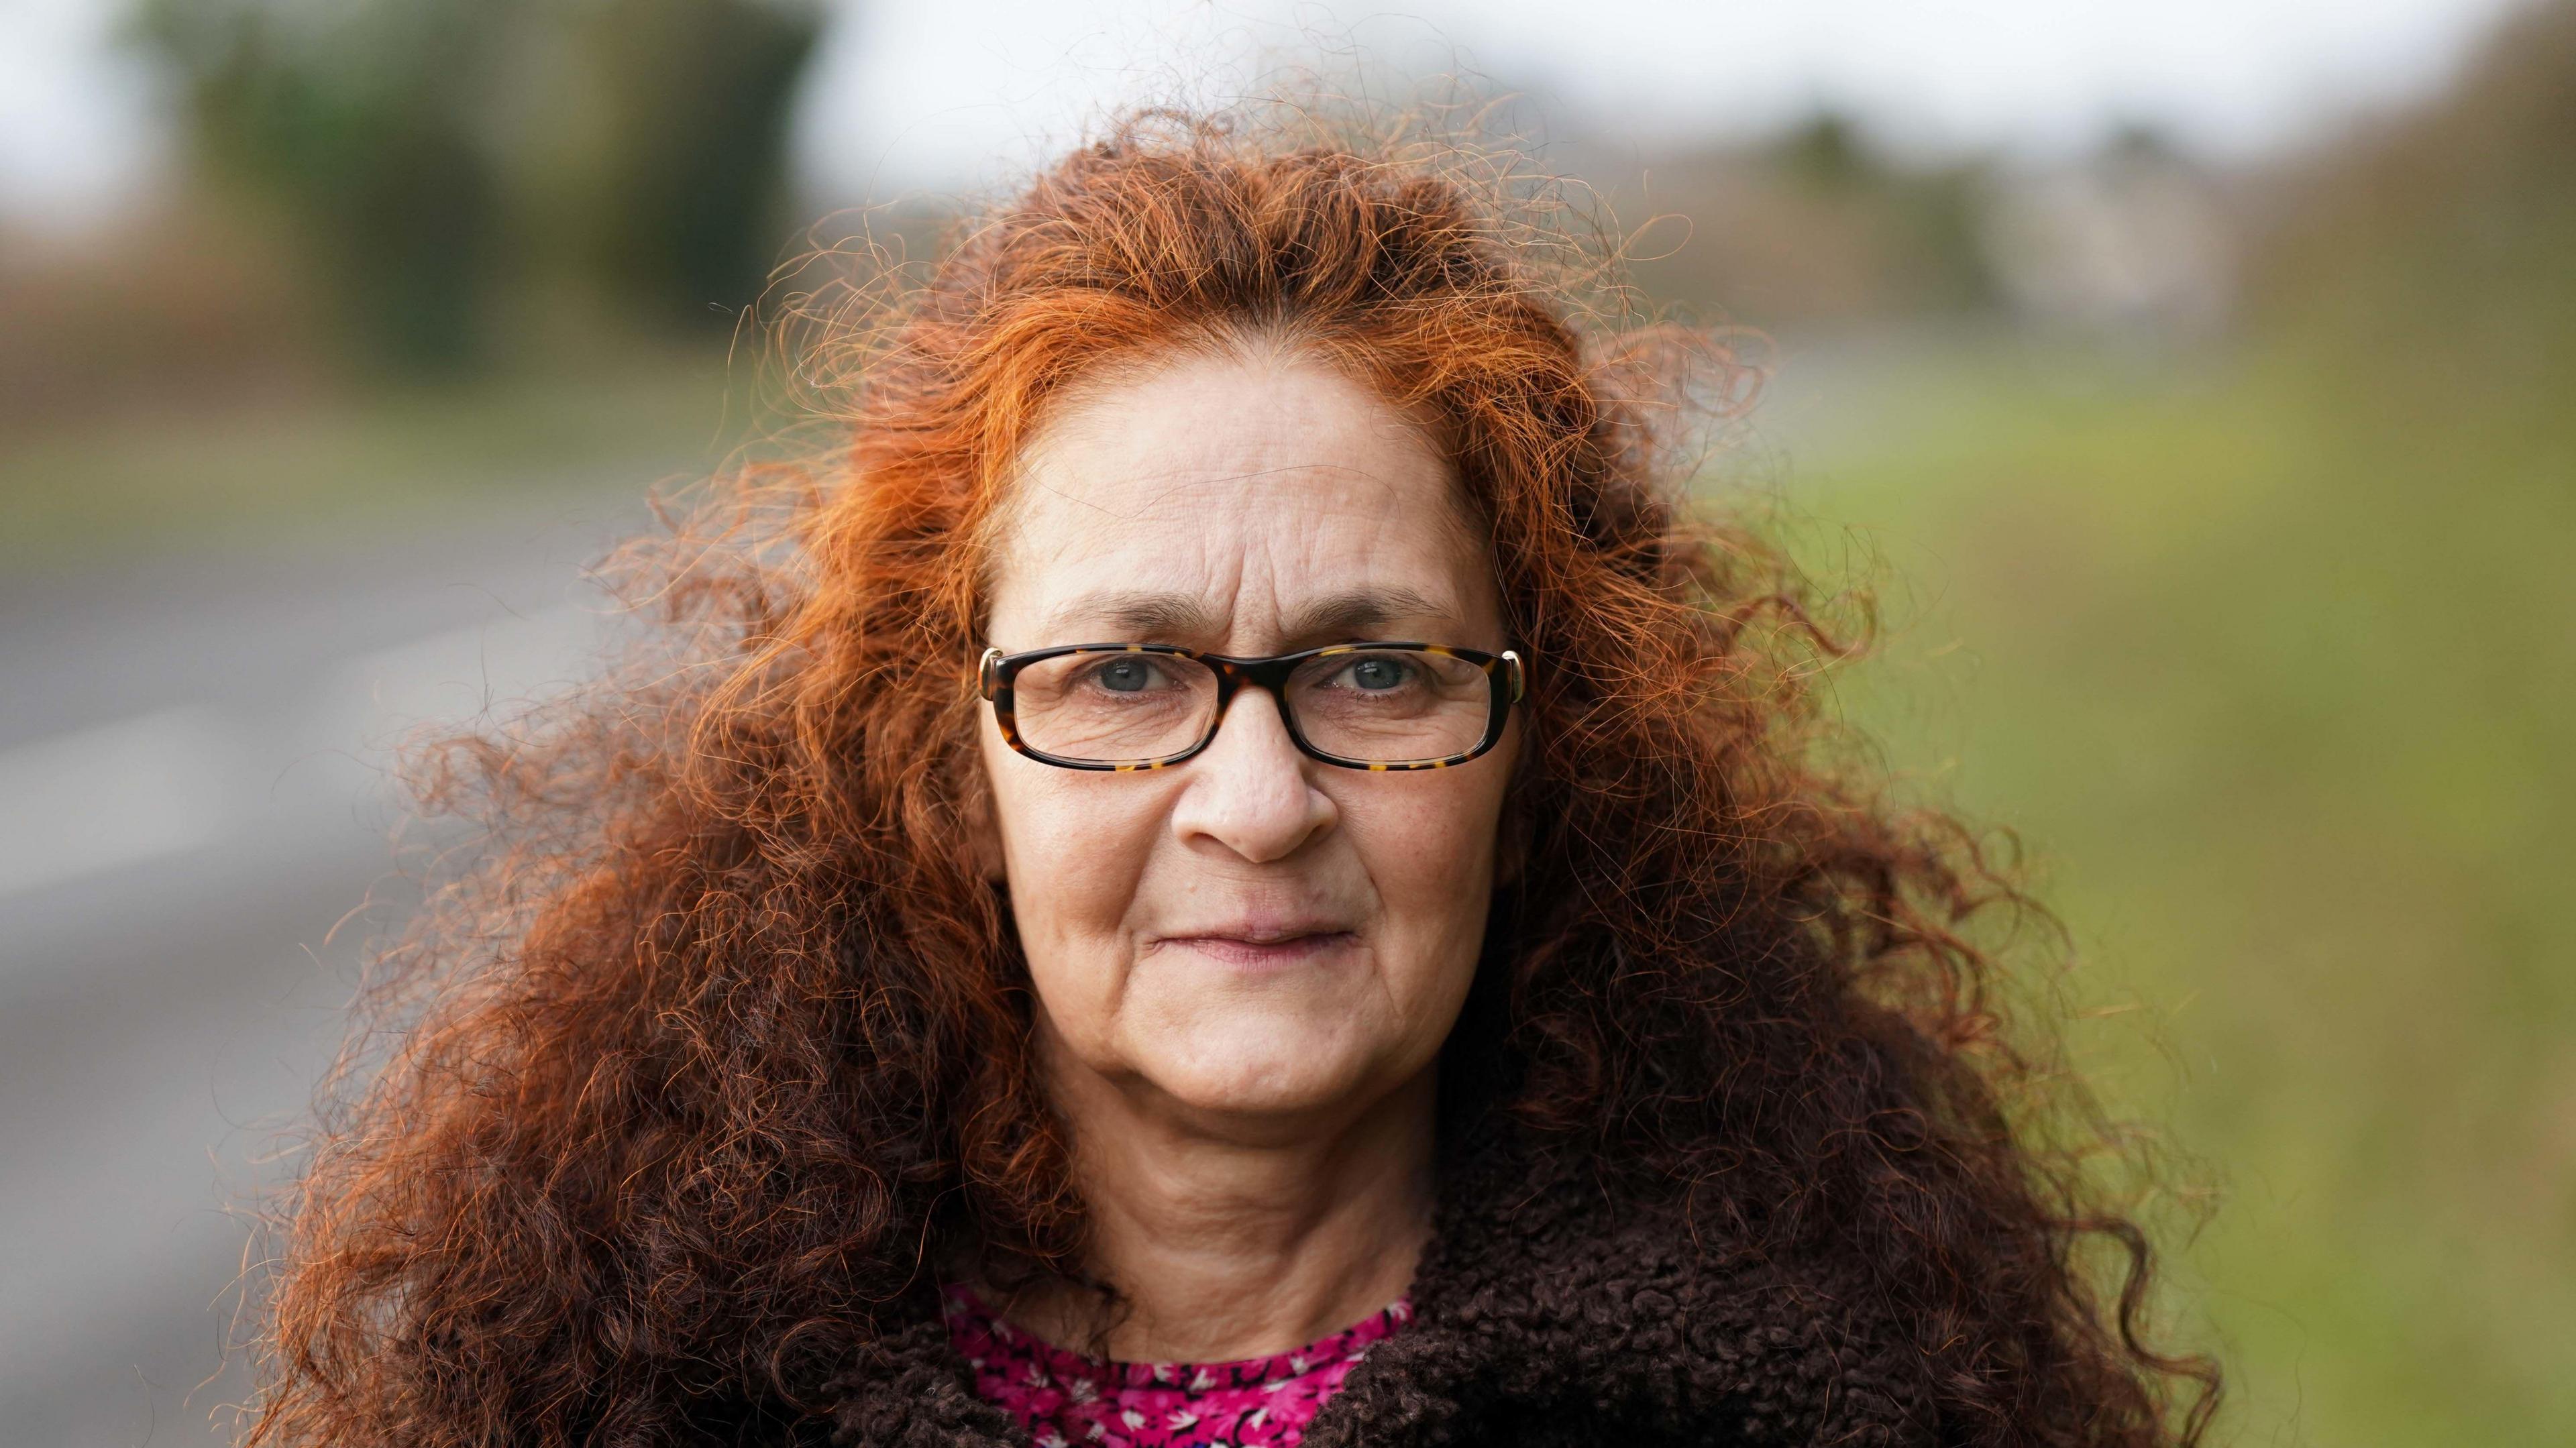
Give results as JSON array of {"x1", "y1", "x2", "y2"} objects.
[{"x1": 0, "y1": 487, "x2": 651, "y2": 1447}]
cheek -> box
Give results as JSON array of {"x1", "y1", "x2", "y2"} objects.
[
  {"x1": 980, "y1": 730, "x2": 1159, "y2": 1001},
  {"x1": 1339, "y1": 775, "x2": 1509, "y2": 985}
]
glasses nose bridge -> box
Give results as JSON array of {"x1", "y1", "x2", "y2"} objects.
[
  {"x1": 1200, "y1": 653, "x2": 1310, "y2": 748},
  {"x1": 1210, "y1": 653, "x2": 1306, "y2": 695}
]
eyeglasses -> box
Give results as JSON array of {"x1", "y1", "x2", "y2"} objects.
[{"x1": 977, "y1": 641, "x2": 1527, "y2": 772}]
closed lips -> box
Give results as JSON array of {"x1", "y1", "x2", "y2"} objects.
[{"x1": 1156, "y1": 926, "x2": 1357, "y2": 960}]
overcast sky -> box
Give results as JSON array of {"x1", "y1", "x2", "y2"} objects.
[{"x1": 0, "y1": 0, "x2": 2536, "y2": 235}]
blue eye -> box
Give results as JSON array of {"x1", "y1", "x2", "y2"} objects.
[
  {"x1": 1345, "y1": 656, "x2": 1413, "y2": 690},
  {"x1": 1092, "y1": 658, "x2": 1157, "y2": 693}
]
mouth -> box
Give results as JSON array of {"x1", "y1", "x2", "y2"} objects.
[{"x1": 1155, "y1": 926, "x2": 1358, "y2": 968}]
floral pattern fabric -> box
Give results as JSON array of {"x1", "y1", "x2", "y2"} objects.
[{"x1": 941, "y1": 1284, "x2": 1411, "y2": 1448}]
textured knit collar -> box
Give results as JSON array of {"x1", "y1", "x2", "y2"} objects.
[{"x1": 823, "y1": 1114, "x2": 1934, "y2": 1447}]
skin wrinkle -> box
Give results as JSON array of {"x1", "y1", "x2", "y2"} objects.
[
  {"x1": 1026, "y1": 583, "x2": 1458, "y2": 650},
  {"x1": 971, "y1": 351, "x2": 1514, "y2": 1362}
]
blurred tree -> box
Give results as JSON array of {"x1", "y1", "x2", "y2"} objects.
[
  {"x1": 131, "y1": 0, "x2": 515, "y2": 374},
  {"x1": 1771, "y1": 111, "x2": 1875, "y2": 193},
  {"x1": 572, "y1": 0, "x2": 824, "y2": 330},
  {"x1": 1762, "y1": 114, "x2": 1992, "y2": 314},
  {"x1": 1608, "y1": 111, "x2": 1996, "y2": 325},
  {"x1": 126, "y1": 0, "x2": 824, "y2": 377},
  {"x1": 2255, "y1": 0, "x2": 2576, "y2": 421}
]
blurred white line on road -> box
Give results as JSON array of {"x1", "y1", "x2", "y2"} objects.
[
  {"x1": 0, "y1": 605, "x2": 609, "y2": 906},
  {"x1": 0, "y1": 705, "x2": 231, "y2": 901}
]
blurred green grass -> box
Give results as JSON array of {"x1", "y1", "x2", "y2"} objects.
[{"x1": 1773, "y1": 335, "x2": 2576, "y2": 1446}]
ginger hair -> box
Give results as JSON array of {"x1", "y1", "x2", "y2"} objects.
[{"x1": 242, "y1": 107, "x2": 2216, "y2": 1447}]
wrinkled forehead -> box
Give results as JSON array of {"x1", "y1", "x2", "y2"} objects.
[{"x1": 980, "y1": 353, "x2": 1497, "y2": 647}]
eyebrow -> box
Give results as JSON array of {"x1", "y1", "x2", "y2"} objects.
[{"x1": 1035, "y1": 585, "x2": 1464, "y2": 646}]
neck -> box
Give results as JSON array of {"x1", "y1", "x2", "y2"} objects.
[{"x1": 1000, "y1": 1039, "x2": 1438, "y2": 1364}]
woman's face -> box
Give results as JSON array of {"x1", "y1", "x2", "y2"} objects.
[{"x1": 975, "y1": 349, "x2": 1519, "y2": 1133}]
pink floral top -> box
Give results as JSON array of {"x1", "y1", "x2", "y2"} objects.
[{"x1": 941, "y1": 1284, "x2": 1411, "y2": 1448}]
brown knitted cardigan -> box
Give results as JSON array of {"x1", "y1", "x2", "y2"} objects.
[{"x1": 822, "y1": 1110, "x2": 1937, "y2": 1448}]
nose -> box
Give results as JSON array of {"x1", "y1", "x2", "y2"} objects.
[{"x1": 1166, "y1": 686, "x2": 1338, "y2": 863}]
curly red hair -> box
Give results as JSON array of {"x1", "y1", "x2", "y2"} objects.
[{"x1": 243, "y1": 109, "x2": 2217, "y2": 1447}]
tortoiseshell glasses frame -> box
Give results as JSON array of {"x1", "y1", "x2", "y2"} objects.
[{"x1": 976, "y1": 641, "x2": 1528, "y2": 773}]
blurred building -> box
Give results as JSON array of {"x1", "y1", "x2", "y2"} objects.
[{"x1": 1978, "y1": 140, "x2": 2239, "y2": 341}]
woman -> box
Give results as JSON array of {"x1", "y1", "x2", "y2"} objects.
[{"x1": 245, "y1": 112, "x2": 2217, "y2": 1447}]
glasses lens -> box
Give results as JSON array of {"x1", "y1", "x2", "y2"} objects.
[
  {"x1": 1010, "y1": 650, "x2": 1219, "y2": 763},
  {"x1": 1287, "y1": 648, "x2": 1492, "y2": 764}
]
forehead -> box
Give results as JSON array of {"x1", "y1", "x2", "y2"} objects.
[{"x1": 984, "y1": 351, "x2": 1494, "y2": 643}]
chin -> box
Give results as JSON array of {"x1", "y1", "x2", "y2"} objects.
[{"x1": 1149, "y1": 1029, "x2": 1377, "y2": 1118}]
